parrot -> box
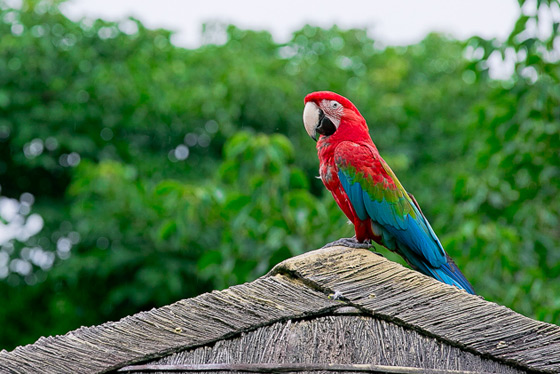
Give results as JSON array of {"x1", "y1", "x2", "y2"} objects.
[{"x1": 302, "y1": 91, "x2": 475, "y2": 294}]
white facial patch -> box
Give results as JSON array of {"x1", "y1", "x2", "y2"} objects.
[{"x1": 320, "y1": 100, "x2": 342, "y2": 127}]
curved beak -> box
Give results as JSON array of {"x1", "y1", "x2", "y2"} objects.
[
  {"x1": 303, "y1": 101, "x2": 337, "y2": 142},
  {"x1": 303, "y1": 102, "x2": 320, "y2": 141}
]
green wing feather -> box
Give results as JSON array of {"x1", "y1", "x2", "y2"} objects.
[{"x1": 334, "y1": 142, "x2": 447, "y2": 268}]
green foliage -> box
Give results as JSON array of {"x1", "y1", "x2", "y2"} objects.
[
  {"x1": 0, "y1": 0, "x2": 558, "y2": 350},
  {"x1": 446, "y1": 0, "x2": 560, "y2": 321}
]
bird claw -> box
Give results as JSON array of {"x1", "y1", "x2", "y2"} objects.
[
  {"x1": 321, "y1": 237, "x2": 384, "y2": 257},
  {"x1": 322, "y1": 237, "x2": 373, "y2": 250}
]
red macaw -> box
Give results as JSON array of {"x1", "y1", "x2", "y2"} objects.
[{"x1": 303, "y1": 91, "x2": 474, "y2": 294}]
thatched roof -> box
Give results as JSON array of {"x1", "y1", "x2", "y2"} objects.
[{"x1": 1, "y1": 246, "x2": 559, "y2": 374}]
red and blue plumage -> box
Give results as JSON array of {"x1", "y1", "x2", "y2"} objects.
[{"x1": 303, "y1": 91, "x2": 474, "y2": 294}]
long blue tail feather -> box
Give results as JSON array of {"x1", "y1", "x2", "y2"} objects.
[
  {"x1": 439, "y1": 254, "x2": 475, "y2": 294},
  {"x1": 398, "y1": 246, "x2": 475, "y2": 294}
]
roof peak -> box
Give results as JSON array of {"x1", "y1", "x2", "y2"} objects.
[{"x1": 1, "y1": 246, "x2": 559, "y2": 374}]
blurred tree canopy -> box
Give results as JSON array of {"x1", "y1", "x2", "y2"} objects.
[{"x1": 0, "y1": 0, "x2": 558, "y2": 350}]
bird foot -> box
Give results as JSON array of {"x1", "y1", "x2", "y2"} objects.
[
  {"x1": 321, "y1": 237, "x2": 384, "y2": 257},
  {"x1": 322, "y1": 237, "x2": 372, "y2": 250}
]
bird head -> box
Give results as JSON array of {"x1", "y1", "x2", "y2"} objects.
[{"x1": 303, "y1": 91, "x2": 364, "y2": 142}]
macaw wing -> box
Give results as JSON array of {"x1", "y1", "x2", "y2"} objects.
[{"x1": 334, "y1": 141, "x2": 447, "y2": 268}]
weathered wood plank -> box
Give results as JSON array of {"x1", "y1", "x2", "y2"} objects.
[{"x1": 116, "y1": 362, "x2": 511, "y2": 373}]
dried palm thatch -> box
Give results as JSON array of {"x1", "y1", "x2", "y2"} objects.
[{"x1": 0, "y1": 246, "x2": 559, "y2": 374}]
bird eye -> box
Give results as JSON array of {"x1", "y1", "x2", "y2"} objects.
[{"x1": 331, "y1": 101, "x2": 340, "y2": 109}]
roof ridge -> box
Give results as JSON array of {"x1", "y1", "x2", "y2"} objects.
[{"x1": 0, "y1": 246, "x2": 558, "y2": 373}]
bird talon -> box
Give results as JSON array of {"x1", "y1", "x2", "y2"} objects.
[{"x1": 321, "y1": 237, "x2": 372, "y2": 250}]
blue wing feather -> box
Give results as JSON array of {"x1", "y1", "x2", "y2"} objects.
[
  {"x1": 337, "y1": 168, "x2": 475, "y2": 294},
  {"x1": 339, "y1": 175, "x2": 368, "y2": 221},
  {"x1": 339, "y1": 169, "x2": 446, "y2": 268}
]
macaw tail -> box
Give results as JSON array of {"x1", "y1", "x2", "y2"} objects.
[
  {"x1": 400, "y1": 247, "x2": 476, "y2": 295},
  {"x1": 427, "y1": 254, "x2": 475, "y2": 295}
]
